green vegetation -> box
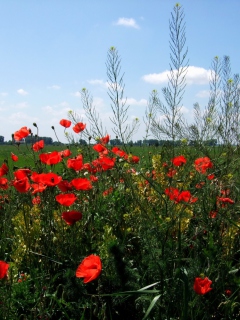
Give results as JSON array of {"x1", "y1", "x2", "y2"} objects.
[{"x1": 0, "y1": 4, "x2": 240, "y2": 319}]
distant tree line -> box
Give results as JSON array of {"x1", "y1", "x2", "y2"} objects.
[{"x1": 25, "y1": 136, "x2": 53, "y2": 145}]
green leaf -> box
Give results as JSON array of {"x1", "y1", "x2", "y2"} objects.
[{"x1": 142, "y1": 294, "x2": 161, "y2": 320}]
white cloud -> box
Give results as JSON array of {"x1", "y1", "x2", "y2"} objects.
[
  {"x1": 87, "y1": 79, "x2": 123, "y2": 91},
  {"x1": 16, "y1": 102, "x2": 28, "y2": 109},
  {"x1": 17, "y1": 89, "x2": 28, "y2": 96},
  {"x1": 8, "y1": 112, "x2": 38, "y2": 124},
  {"x1": 115, "y1": 17, "x2": 139, "y2": 29},
  {"x1": 196, "y1": 90, "x2": 210, "y2": 98},
  {"x1": 93, "y1": 97, "x2": 105, "y2": 108},
  {"x1": 48, "y1": 85, "x2": 61, "y2": 90},
  {"x1": 179, "y1": 105, "x2": 190, "y2": 114},
  {"x1": 42, "y1": 105, "x2": 71, "y2": 117},
  {"x1": 142, "y1": 66, "x2": 212, "y2": 85},
  {"x1": 73, "y1": 91, "x2": 81, "y2": 97},
  {"x1": 126, "y1": 98, "x2": 147, "y2": 106},
  {"x1": 59, "y1": 101, "x2": 70, "y2": 107},
  {"x1": 88, "y1": 79, "x2": 106, "y2": 86}
]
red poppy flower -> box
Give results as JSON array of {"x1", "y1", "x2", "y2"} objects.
[
  {"x1": 71, "y1": 178, "x2": 92, "y2": 190},
  {"x1": 207, "y1": 174, "x2": 215, "y2": 180},
  {"x1": 165, "y1": 187, "x2": 181, "y2": 203},
  {"x1": 92, "y1": 157, "x2": 115, "y2": 171},
  {"x1": 61, "y1": 210, "x2": 82, "y2": 225},
  {"x1": 56, "y1": 193, "x2": 77, "y2": 206},
  {"x1": 193, "y1": 277, "x2": 212, "y2": 295},
  {"x1": 196, "y1": 182, "x2": 205, "y2": 189},
  {"x1": 194, "y1": 157, "x2": 213, "y2": 174},
  {"x1": 129, "y1": 155, "x2": 140, "y2": 164},
  {"x1": 112, "y1": 147, "x2": 128, "y2": 159},
  {"x1": 31, "y1": 172, "x2": 62, "y2": 187},
  {"x1": 32, "y1": 140, "x2": 44, "y2": 152},
  {"x1": 58, "y1": 180, "x2": 73, "y2": 192},
  {"x1": 90, "y1": 175, "x2": 98, "y2": 182},
  {"x1": 67, "y1": 155, "x2": 83, "y2": 171},
  {"x1": 179, "y1": 191, "x2": 198, "y2": 203},
  {"x1": 11, "y1": 153, "x2": 18, "y2": 162},
  {"x1": 82, "y1": 162, "x2": 96, "y2": 174},
  {"x1": 93, "y1": 144, "x2": 108, "y2": 153},
  {"x1": 221, "y1": 189, "x2": 231, "y2": 196},
  {"x1": 76, "y1": 254, "x2": 102, "y2": 283},
  {"x1": 217, "y1": 197, "x2": 234, "y2": 205},
  {"x1": 32, "y1": 196, "x2": 41, "y2": 205},
  {"x1": 13, "y1": 177, "x2": 31, "y2": 193},
  {"x1": 172, "y1": 155, "x2": 187, "y2": 166},
  {"x1": 0, "y1": 178, "x2": 8, "y2": 190},
  {"x1": 73, "y1": 122, "x2": 86, "y2": 133},
  {"x1": 165, "y1": 188, "x2": 197, "y2": 203},
  {"x1": 39, "y1": 151, "x2": 62, "y2": 165},
  {"x1": 225, "y1": 289, "x2": 232, "y2": 296},
  {"x1": 0, "y1": 163, "x2": 8, "y2": 177},
  {"x1": 31, "y1": 182, "x2": 47, "y2": 194},
  {"x1": 60, "y1": 119, "x2": 71, "y2": 128},
  {"x1": 0, "y1": 260, "x2": 9, "y2": 279},
  {"x1": 59, "y1": 149, "x2": 71, "y2": 158},
  {"x1": 14, "y1": 126, "x2": 30, "y2": 141},
  {"x1": 99, "y1": 134, "x2": 110, "y2": 144},
  {"x1": 14, "y1": 169, "x2": 31, "y2": 180},
  {"x1": 209, "y1": 210, "x2": 217, "y2": 218},
  {"x1": 103, "y1": 187, "x2": 113, "y2": 196},
  {"x1": 167, "y1": 168, "x2": 177, "y2": 178}
]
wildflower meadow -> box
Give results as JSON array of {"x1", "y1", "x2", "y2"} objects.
[{"x1": 0, "y1": 4, "x2": 240, "y2": 319}]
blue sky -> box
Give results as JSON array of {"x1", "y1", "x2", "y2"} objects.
[{"x1": 0, "y1": 0, "x2": 240, "y2": 142}]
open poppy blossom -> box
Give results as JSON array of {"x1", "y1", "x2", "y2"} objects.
[
  {"x1": 128, "y1": 155, "x2": 140, "y2": 164},
  {"x1": 92, "y1": 157, "x2": 115, "y2": 171},
  {"x1": 0, "y1": 163, "x2": 8, "y2": 177},
  {"x1": 11, "y1": 153, "x2": 18, "y2": 162},
  {"x1": 193, "y1": 277, "x2": 212, "y2": 295},
  {"x1": 165, "y1": 187, "x2": 198, "y2": 204},
  {"x1": 58, "y1": 180, "x2": 73, "y2": 192},
  {"x1": 112, "y1": 147, "x2": 128, "y2": 159},
  {"x1": 14, "y1": 169, "x2": 31, "y2": 180},
  {"x1": 0, "y1": 178, "x2": 8, "y2": 190},
  {"x1": 179, "y1": 190, "x2": 198, "y2": 203},
  {"x1": 76, "y1": 254, "x2": 102, "y2": 283},
  {"x1": 67, "y1": 155, "x2": 83, "y2": 171},
  {"x1": 93, "y1": 144, "x2": 108, "y2": 153},
  {"x1": 59, "y1": 149, "x2": 71, "y2": 158},
  {"x1": 31, "y1": 172, "x2": 62, "y2": 187},
  {"x1": 194, "y1": 157, "x2": 213, "y2": 174},
  {"x1": 31, "y1": 182, "x2": 47, "y2": 194},
  {"x1": 71, "y1": 178, "x2": 92, "y2": 190},
  {"x1": 73, "y1": 122, "x2": 86, "y2": 133},
  {"x1": 61, "y1": 210, "x2": 82, "y2": 225},
  {"x1": 217, "y1": 197, "x2": 234, "y2": 207},
  {"x1": 32, "y1": 140, "x2": 44, "y2": 152},
  {"x1": 14, "y1": 126, "x2": 31, "y2": 141},
  {"x1": 60, "y1": 119, "x2": 71, "y2": 128},
  {"x1": 172, "y1": 155, "x2": 187, "y2": 166},
  {"x1": 0, "y1": 261, "x2": 9, "y2": 279},
  {"x1": 13, "y1": 177, "x2": 31, "y2": 193},
  {"x1": 99, "y1": 134, "x2": 110, "y2": 145},
  {"x1": 56, "y1": 193, "x2": 77, "y2": 206},
  {"x1": 39, "y1": 151, "x2": 62, "y2": 165}
]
